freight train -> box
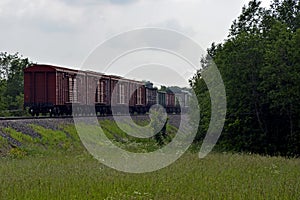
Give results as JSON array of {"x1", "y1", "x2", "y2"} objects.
[{"x1": 23, "y1": 64, "x2": 190, "y2": 116}]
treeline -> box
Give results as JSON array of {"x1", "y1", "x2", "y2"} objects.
[
  {"x1": 190, "y1": 0, "x2": 300, "y2": 156},
  {"x1": 0, "y1": 52, "x2": 31, "y2": 116}
]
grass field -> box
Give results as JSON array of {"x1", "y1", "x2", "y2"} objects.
[
  {"x1": 0, "y1": 120, "x2": 300, "y2": 199},
  {"x1": 1, "y1": 152, "x2": 300, "y2": 199}
]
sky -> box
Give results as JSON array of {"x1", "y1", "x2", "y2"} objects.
[{"x1": 0, "y1": 0, "x2": 272, "y2": 86}]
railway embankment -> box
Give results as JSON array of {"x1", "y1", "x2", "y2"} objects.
[{"x1": 0, "y1": 115, "x2": 182, "y2": 157}]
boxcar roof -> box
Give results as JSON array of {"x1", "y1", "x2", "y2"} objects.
[
  {"x1": 24, "y1": 64, "x2": 144, "y2": 84},
  {"x1": 24, "y1": 64, "x2": 82, "y2": 73},
  {"x1": 108, "y1": 74, "x2": 143, "y2": 84},
  {"x1": 85, "y1": 70, "x2": 104, "y2": 76}
]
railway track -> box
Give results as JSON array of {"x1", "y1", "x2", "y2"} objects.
[
  {"x1": 0, "y1": 115, "x2": 73, "y2": 121},
  {"x1": 0, "y1": 114, "x2": 138, "y2": 121},
  {"x1": 0, "y1": 114, "x2": 182, "y2": 121}
]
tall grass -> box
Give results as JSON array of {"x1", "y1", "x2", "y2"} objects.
[
  {"x1": 0, "y1": 152, "x2": 299, "y2": 199},
  {"x1": 0, "y1": 120, "x2": 299, "y2": 199}
]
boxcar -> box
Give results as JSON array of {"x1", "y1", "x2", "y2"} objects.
[
  {"x1": 110, "y1": 76, "x2": 146, "y2": 114},
  {"x1": 127, "y1": 79, "x2": 146, "y2": 114},
  {"x1": 166, "y1": 92, "x2": 176, "y2": 113},
  {"x1": 24, "y1": 64, "x2": 84, "y2": 116}
]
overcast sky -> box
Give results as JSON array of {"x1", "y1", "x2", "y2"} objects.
[{"x1": 0, "y1": 0, "x2": 271, "y2": 86}]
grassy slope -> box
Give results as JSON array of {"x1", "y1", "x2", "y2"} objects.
[{"x1": 0, "y1": 120, "x2": 299, "y2": 199}]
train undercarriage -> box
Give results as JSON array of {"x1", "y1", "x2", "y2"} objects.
[{"x1": 26, "y1": 103, "x2": 181, "y2": 117}]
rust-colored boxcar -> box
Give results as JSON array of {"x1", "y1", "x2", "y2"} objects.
[
  {"x1": 109, "y1": 76, "x2": 146, "y2": 114},
  {"x1": 128, "y1": 79, "x2": 146, "y2": 113},
  {"x1": 24, "y1": 64, "x2": 83, "y2": 116},
  {"x1": 166, "y1": 92, "x2": 176, "y2": 113}
]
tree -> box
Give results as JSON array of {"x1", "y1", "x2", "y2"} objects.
[
  {"x1": 190, "y1": 0, "x2": 300, "y2": 156},
  {"x1": 229, "y1": 0, "x2": 265, "y2": 38},
  {"x1": 259, "y1": 21, "x2": 300, "y2": 155},
  {"x1": 270, "y1": 0, "x2": 300, "y2": 31},
  {"x1": 0, "y1": 52, "x2": 31, "y2": 115}
]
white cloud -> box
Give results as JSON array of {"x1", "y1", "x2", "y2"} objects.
[{"x1": 0, "y1": 0, "x2": 272, "y2": 71}]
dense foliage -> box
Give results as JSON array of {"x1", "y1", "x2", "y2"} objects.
[
  {"x1": 190, "y1": 0, "x2": 300, "y2": 156},
  {"x1": 0, "y1": 52, "x2": 31, "y2": 116}
]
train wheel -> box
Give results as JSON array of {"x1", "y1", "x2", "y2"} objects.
[
  {"x1": 53, "y1": 107, "x2": 60, "y2": 117},
  {"x1": 49, "y1": 108, "x2": 54, "y2": 117},
  {"x1": 29, "y1": 108, "x2": 35, "y2": 116}
]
